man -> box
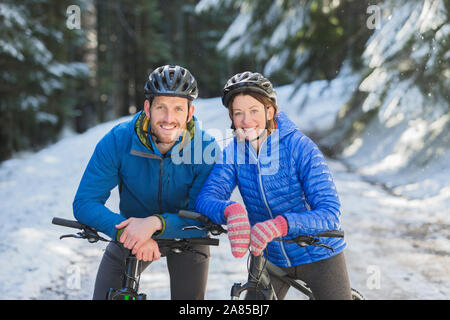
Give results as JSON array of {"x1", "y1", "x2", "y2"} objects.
[{"x1": 73, "y1": 65, "x2": 218, "y2": 299}]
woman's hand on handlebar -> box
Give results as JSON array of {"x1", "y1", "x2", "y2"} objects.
[
  {"x1": 224, "y1": 203, "x2": 251, "y2": 258},
  {"x1": 250, "y1": 216, "x2": 288, "y2": 256}
]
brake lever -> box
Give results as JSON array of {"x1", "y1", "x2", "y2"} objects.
[
  {"x1": 291, "y1": 238, "x2": 335, "y2": 252},
  {"x1": 311, "y1": 243, "x2": 335, "y2": 252},
  {"x1": 183, "y1": 224, "x2": 226, "y2": 236},
  {"x1": 182, "y1": 225, "x2": 205, "y2": 231},
  {"x1": 59, "y1": 233, "x2": 84, "y2": 240},
  {"x1": 59, "y1": 230, "x2": 108, "y2": 243}
]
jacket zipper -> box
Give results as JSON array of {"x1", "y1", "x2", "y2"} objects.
[
  {"x1": 130, "y1": 149, "x2": 165, "y2": 214},
  {"x1": 250, "y1": 143, "x2": 292, "y2": 267},
  {"x1": 158, "y1": 157, "x2": 164, "y2": 214}
]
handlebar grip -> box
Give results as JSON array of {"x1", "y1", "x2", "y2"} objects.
[
  {"x1": 52, "y1": 217, "x2": 84, "y2": 230},
  {"x1": 187, "y1": 237, "x2": 220, "y2": 246},
  {"x1": 178, "y1": 210, "x2": 211, "y2": 224},
  {"x1": 157, "y1": 237, "x2": 219, "y2": 246},
  {"x1": 315, "y1": 230, "x2": 344, "y2": 238}
]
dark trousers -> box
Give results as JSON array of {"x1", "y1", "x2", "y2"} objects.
[
  {"x1": 93, "y1": 241, "x2": 210, "y2": 300},
  {"x1": 246, "y1": 252, "x2": 352, "y2": 300}
]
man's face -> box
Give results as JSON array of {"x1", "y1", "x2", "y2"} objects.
[{"x1": 144, "y1": 96, "x2": 194, "y2": 144}]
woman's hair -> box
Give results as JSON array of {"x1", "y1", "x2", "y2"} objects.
[{"x1": 227, "y1": 91, "x2": 278, "y2": 134}]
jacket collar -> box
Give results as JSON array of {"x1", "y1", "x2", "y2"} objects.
[{"x1": 274, "y1": 111, "x2": 299, "y2": 139}]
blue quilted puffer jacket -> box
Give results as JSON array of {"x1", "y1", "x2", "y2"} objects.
[{"x1": 195, "y1": 111, "x2": 346, "y2": 267}]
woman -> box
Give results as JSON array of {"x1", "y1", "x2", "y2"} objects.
[{"x1": 195, "y1": 71, "x2": 352, "y2": 300}]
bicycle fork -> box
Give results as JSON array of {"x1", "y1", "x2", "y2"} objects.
[
  {"x1": 107, "y1": 253, "x2": 147, "y2": 300},
  {"x1": 230, "y1": 254, "x2": 277, "y2": 300}
]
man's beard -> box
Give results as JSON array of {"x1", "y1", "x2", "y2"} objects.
[{"x1": 151, "y1": 121, "x2": 185, "y2": 145}]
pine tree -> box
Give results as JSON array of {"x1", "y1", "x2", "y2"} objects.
[
  {"x1": 94, "y1": 0, "x2": 172, "y2": 120},
  {"x1": 207, "y1": 0, "x2": 377, "y2": 86},
  {"x1": 0, "y1": 0, "x2": 89, "y2": 161},
  {"x1": 326, "y1": 0, "x2": 449, "y2": 162}
]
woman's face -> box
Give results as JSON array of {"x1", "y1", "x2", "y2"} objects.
[{"x1": 231, "y1": 94, "x2": 274, "y2": 141}]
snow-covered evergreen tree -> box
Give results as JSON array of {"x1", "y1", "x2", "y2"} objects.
[
  {"x1": 322, "y1": 0, "x2": 449, "y2": 198},
  {"x1": 197, "y1": 0, "x2": 376, "y2": 85},
  {"x1": 0, "y1": 0, "x2": 89, "y2": 160}
]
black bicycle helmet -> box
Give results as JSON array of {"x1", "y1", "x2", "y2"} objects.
[
  {"x1": 222, "y1": 71, "x2": 277, "y2": 108},
  {"x1": 144, "y1": 65, "x2": 198, "y2": 101}
]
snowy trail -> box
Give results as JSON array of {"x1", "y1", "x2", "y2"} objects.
[
  {"x1": 0, "y1": 98, "x2": 448, "y2": 299},
  {"x1": 330, "y1": 161, "x2": 449, "y2": 299}
]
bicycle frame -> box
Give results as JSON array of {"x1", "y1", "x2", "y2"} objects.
[
  {"x1": 106, "y1": 238, "x2": 220, "y2": 300},
  {"x1": 231, "y1": 254, "x2": 314, "y2": 300},
  {"x1": 231, "y1": 254, "x2": 276, "y2": 300},
  {"x1": 230, "y1": 231, "x2": 364, "y2": 300},
  {"x1": 264, "y1": 257, "x2": 314, "y2": 299}
]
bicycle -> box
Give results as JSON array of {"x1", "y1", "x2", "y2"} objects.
[
  {"x1": 230, "y1": 230, "x2": 365, "y2": 300},
  {"x1": 52, "y1": 210, "x2": 226, "y2": 300}
]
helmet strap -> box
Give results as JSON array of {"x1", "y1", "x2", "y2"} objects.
[{"x1": 250, "y1": 106, "x2": 270, "y2": 142}]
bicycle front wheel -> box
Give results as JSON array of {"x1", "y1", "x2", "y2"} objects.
[{"x1": 351, "y1": 288, "x2": 365, "y2": 300}]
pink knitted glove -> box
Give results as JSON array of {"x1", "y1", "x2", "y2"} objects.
[
  {"x1": 250, "y1": 216, "x2": 288, "y2": 256},
  {"x1": 224, "y1": 203, "x2": 251, "y2": 258}
]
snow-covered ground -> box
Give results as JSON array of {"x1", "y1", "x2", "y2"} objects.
[{"x1": 0, "y1": 89, "x2": 448, "y2": 299}]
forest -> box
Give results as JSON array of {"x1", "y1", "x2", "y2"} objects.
[{"x1": 1, "y1": 0, "x2": 448, "y2": 164}]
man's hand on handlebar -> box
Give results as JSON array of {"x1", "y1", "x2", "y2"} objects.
[
  {"x1": 115, "y1": 216, "x2": 162, "y2": 251},
  {"x1": 132, "y1": 238, "x2": 161, "y2": 262}
]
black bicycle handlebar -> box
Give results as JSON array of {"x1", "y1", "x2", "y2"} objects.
[
  {"x1": 313, "y1": 230, "x2": 344, "y2": 238},
  {"x1": 178, "y1": 210, "x2": 211, "y2": 224},
  {"x1": 156, "y1": 237, "x2": 219, "y2": 247},
  {"x1": 279, "y1": 230, "x2": 344, "y2": 242},
  {"x1": 52, "y1": 211, "x2": 225, "y2": 244},
  {"x1": 52, "y1": 212, "x2": 223, "y2": 300},
  {"x1": 52, "y1": 217, "x2": 85, "y2": 230},
  {"x1": 272, "y1": 229, "x2": 344, "y2": 252}
]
